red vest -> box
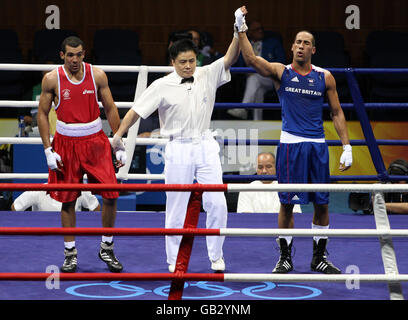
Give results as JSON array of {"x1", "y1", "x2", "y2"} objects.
[{"x1": 56, "y1": 62, "x2": 100, "y2": 123}]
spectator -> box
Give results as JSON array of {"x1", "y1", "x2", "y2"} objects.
[
  {"x1": 199, "y1": 31, "x2": 223, "y2": 63},
  {"x1": 23, "y1": 60, "x2": 58, "y2": 136},
  {"x1": 237, "y1": 152, "x2": 301, "y2": 213},
  {"x1": 228, "y1": 20, "x2": 286, "y2": 120},
  {"x1": 384, "y1": 159, "x2": 408, "y2": 214},
  {"x1": 188, "y1": 30, "x2": 214, "y2": 66},
  {"x1": 349, "y1": 159, "x2": 408, "y2": 215}
]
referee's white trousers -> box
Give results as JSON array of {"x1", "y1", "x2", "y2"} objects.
[{"x1": 164, "y1": 138, "x2": 228, "y2": 266}]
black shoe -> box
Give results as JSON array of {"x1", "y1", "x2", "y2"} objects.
[
  {"x1": 272, "y1": 238, "x2": 293, "y2": 273},
  {"x1": 61, "y1": 248, "x2": 77, "y2": 273},
  {"x1": 98, "y1": 242, "x2": 123, "y2": 273},
  {"x1": 311, "y1": 239, "x2": 341, "y2": 274}
]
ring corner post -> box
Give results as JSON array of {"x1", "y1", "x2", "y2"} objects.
[{"x1": 345, "y1": 68, "x2": 387, "y2": 178}]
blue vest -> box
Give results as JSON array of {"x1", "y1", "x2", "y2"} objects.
[{"x1": 277, "y1": 65, "x2": 326, "y2": 139}]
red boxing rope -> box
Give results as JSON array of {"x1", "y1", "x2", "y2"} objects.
[
  {"x1": 0, "y1": 183, "x2": 227, "y2": 192},
  {"x1": 0, "y1": 227, "x2": 220, "y2": 236},
  {"x1": 0, "y1": 272, "x2": 225, "y2": 282}
]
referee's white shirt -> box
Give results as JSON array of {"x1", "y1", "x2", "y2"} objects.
[{"x1": 132, "y1": 57, "x2": 230, "y2": 138}]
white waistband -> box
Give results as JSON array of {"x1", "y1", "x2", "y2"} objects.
[
  {"x1": 280, "y1": 131, "x2": 325, "y2": 143},
  {"x1": 168, "y1": 130, "x2": 217, "y2": 144},
  {"x1": 56, "y1": 117, "x2": 102, "y2": 137}
]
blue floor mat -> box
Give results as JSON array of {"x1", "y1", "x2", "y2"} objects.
[{"x1": 0, "y1": 210, "x2": 407, "y2": 300}]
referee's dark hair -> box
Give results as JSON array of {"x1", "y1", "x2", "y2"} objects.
[{"x1": 169, "y1": 39, "x2": 198, "y2": 61}]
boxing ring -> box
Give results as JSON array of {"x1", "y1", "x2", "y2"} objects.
[{"x1": 0, "y1": 63, "x2": 408, "y2": 301}]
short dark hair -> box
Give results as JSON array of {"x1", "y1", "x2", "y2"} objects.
[
  {"x1": 388, "y1": 159, "x2": 408, "y2": 176},
  {"x1": 61, "y1": 36, "x2": 84, "y2": 53},
  {"x1": 168, "y1": 39, "x2": 198, "y2": 61},
  {"x1": 294, "y1": 30, "x2": 315, "y2": 46}
]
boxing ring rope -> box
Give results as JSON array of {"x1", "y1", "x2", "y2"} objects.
[
  {"x1": 1, "y1": 63, "x2": 408, "y2": 300},
  {"x1": 3, "y1": 100, "x2": 408, "y2": 110},
  {"x1": 1, "y1": 63, "x2": 408, "y2": 183},
  {"x1": 1, "y1": 273, "x2": 408, "y2": 283},
  {"x1": 1, "y1": 136, "x2": 407, "y2": 182},
  {"x1": 2, "y1": 182, "x2": 408, "y2": 192},
  {"x1": 0, "y1": 183, "x2": 408, "y2": 301},
  {"x1": 0, "y1": 183, "x2": 408, "y2": 300},
  {"x1": 1, "y1": 226, "x2": 408, "y2": 237}
]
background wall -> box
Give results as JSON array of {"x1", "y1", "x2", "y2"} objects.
[{"x1": 1, "y1": 0, "x2": 407, "y2": 67}]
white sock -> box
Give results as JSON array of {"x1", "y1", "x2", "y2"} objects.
[
  {"x1": 102, "y1": 236, "x2": 113, "y2": 244},
  {"x1": 64, "y1": 241, "x2": 75, "y2": 250},
  {"x1": 279, "y1": 236, "x2": 292, "y2": 245},
  {"x1": 312, "y1": 223, "x2": 329, "y2": 243}
]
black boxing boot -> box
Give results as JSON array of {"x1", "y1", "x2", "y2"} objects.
[
  {"x1": 311, "y1": 238, "x2": 341, "y2": 274},
  {"x1": 272, "y1": 238, "x2": 293, "y2": 273},
  {"x1": 61, "y1": 247, "x2": 78, "y2": 273},
  {"x1": 99, "y1": 241, "x2": 123, "y2": 273}
]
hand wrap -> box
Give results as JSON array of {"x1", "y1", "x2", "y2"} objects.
[
  {"x1": 44, "y1": 147, "x2": 62, "y2": 171},
  {"x1": 234, "y1": 7, "x2": 248, "y2": 33},
  {"x1": 340, "y1": 144, "x2": 352, "y2": 167},
  {"x1": 111, "y1": 134, "x2": 127, "y2": 166}
]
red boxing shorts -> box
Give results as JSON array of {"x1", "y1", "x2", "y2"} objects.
[{"x1": 48, "y1": 130, "x2": 119, "y2": 203}]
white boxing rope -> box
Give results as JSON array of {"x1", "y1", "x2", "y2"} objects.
[
  {"x1": 0, "y1": 100, "x2": 133, "y2": 109},
  {"x1": 220, "y1": 228, "x2": 408, "y2": 237},
  {"x1": 224, "y1": 273, "x2": 408, "y2": 283},
  {"x1": 0, "y1": 63, "x2": 174, "y2": 73},
  {"x1": 227, "y1": 183, "x2": 408, "y2": 193},
  {"x1": 372, "y1": 191, "x2": 404, "y2": 300}
]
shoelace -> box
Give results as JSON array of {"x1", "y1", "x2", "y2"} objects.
[
  {"x1": 274, "y1": 243, "x2": 296, "y2": 259},
  {"x1": 64, "y1": 255, "x2": 77, "y2": 266}
]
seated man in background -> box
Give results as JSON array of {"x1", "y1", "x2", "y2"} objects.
[
  {"x1": 12, "y1": 190, "x2": 100, "y2": 212},
  {"x1": 237, "y1": 152, "x2": 302, "y2": 214},
  {"x1": 384, "y1": 159, "x2": 408, "y2": 214},
  {"x1": 188, "y1": 29, "x2": 214, "y2": 66},
  {"x1": 348, "y1": 159, "x2": 408, "y2": 214}
]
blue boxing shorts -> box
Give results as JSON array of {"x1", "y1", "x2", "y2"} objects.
[{"x1": 276, "y1": 141, "x2": 330, "y2": 205}]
